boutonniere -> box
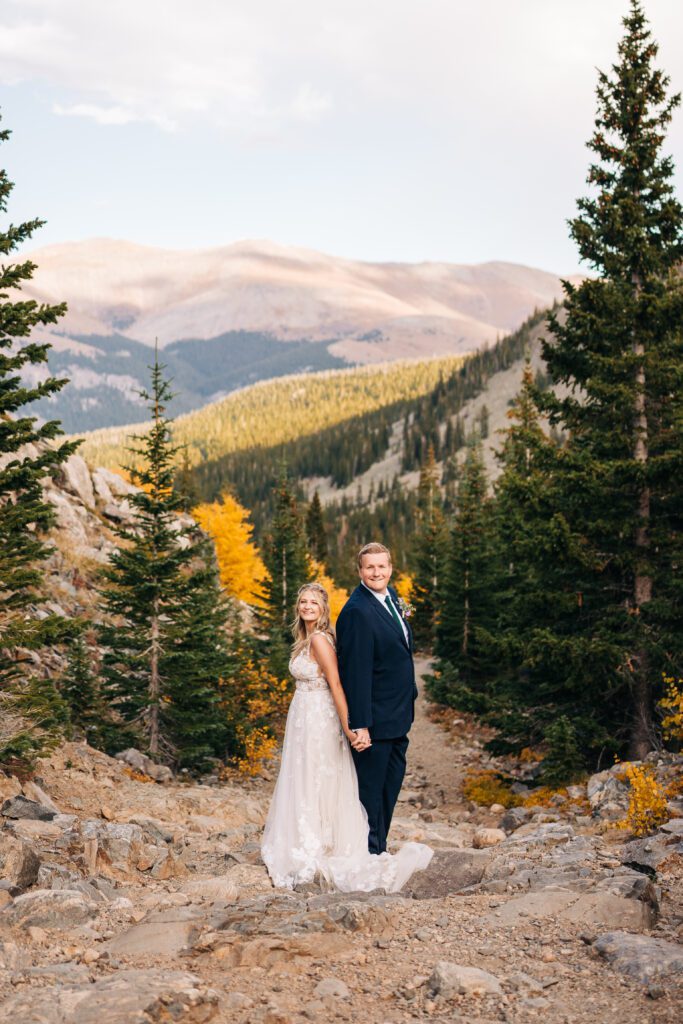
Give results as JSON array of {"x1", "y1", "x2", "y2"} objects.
[{"x1": 396, "y1": 596, "x2": 414, "y2": 619}]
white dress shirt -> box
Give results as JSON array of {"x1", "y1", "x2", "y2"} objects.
[{"x1": 361, "y1": 582, "x2": 409, "y2": 644}]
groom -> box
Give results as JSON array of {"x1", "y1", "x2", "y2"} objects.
[{"x1": 336, "y1": 542, "x2": 417, "y2": 855}]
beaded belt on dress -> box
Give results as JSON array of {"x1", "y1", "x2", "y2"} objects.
[{"x1": 294, "y1": 678, "x2": 330, "y2": 692}]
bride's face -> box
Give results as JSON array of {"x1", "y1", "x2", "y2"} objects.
[{"x1": 298, "y1": 591, "x2": 323, "y2": 623}]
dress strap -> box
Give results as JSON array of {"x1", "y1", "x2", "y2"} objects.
[{"x1": 308, "y1": 629, "x2": 336, "y2": 650}]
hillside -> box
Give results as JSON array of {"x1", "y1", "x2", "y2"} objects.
[
  {"x1": 75, "y1": 354, "x2": 469, "y2": 470},
  {"x1": 23, "y1": 238, "x2": 573, "y2": 432},
  {"x1": 184, "y1": 310, "x2": 554, "y2": 586}
]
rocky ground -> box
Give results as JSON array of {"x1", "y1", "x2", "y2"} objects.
[{"x1": 1, "y1": 655, "x2": 682, "y2": 1024}]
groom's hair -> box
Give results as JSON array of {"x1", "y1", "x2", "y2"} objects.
[{"x1": 357, "y1": 542, "x2": 392, "y2": 569}]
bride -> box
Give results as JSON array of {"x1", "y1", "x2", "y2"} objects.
[{"x1": 261, "y1": 582, "x2": 432, "y2": 892}]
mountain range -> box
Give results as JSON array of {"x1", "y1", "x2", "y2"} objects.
[{"x1": 24, "y1": 238, "x2": 571, "y2": 432}]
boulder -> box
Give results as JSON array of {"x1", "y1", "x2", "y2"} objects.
[
  {"x1": 314, "y1": 978, "x2": 350, "y2": 999},
  {"x1": 3, "y1": 888, "x2": 97, "y2": 928},
  {"x1": 0, "y1": 968, "x2": 218, "y2": 1024},
  {"x1": 593, "y1": 931, "x2": 683, "y2": 987},
  {"x1": 0, "y1": 834, "x2": 41, "y2": 890},
  {"x1": 107, "y1": 907, "x2": 205, "y2": 957},
  {"x1": 115, "y1": 748, "x2": 173, "y2": 783},
  {"x1": 181, "y1": 876, "x2": 240, "y2": 902},
  {"x1": 93, "y1": 466, "x2": 138, "y2": 498},
  {"x1": 428, "y1": 961, "x2": 502, "y2": 998},
  {"x1": 56, "y1": 454, "x2": 95, "y2": 508},
  {"x1": 1, "y1": 795, "x2": 56, "y2": 821},
  {"x1": 404, "y1": 849, "x2": 491, "y2": 899},
  {"x1": 619, "y1": 832, "x2": 683, "y2": 873},
  {"x1": 0, "y1": 941, "x2": 31, "y2": 971},
  {"x1": 586, "y1": 767, "x2": 630, "y2": 820},
  {"x1": 500, "y1": 806, "x2": 532, "y2": 833},
  {"x1": 82, "y1": 820, "x2": 146, "y2": 876},
  {"x1": 211, "y1": 931, "x2": 350, "y2": 969},
  {"x1": 473, "y1": 828, "x2": 506, "y2": 849},
  {"x1": 21, "y1": 780, "x2": 60, "y2": 813},
  {"x1": 486, "y1": 887, "x2": 654, "y2": 931}
]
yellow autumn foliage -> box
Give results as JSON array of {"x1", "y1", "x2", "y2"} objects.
[
  {"x1": 618, "y1": 763, "x2": 669, "y2": 837},
  {"x1": 659, "y1": 675, "x2": 683, "y2": 744},
  {"x1": 193, "y1": 491, "x2": 268, "y2": 606},
  {"x1": 309, "y1": 559, "x2": 349, "y2": 624}
]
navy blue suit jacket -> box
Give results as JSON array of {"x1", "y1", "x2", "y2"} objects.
[{"x1": 336, "y1": 583, "x2": 417, "y2": 740}]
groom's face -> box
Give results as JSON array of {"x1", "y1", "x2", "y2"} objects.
[{"x1": 359, "y1": 553, "x2": 392, "y2": 593}]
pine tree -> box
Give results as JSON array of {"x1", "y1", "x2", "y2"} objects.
[
  {"x1": 162, "y1": 534, "x2": 230, "y2": 771},
  {"x1": 534, "y1": 1, "x2": 683, "y2": 759},
  {"x1": 99, "y1": 352, "x2": 226, "y2": 769},
  {"x1": 435, "y1": 444, "x2": 497, "y2": 704},
  {"x1": 306, "y1": 490, "x2": 328, "y2": 562},
  {"x1": 61, "y1": 631, "x2": 106, "y2": 747},
  {"x1": 261, "y1": 468, "x2": 311, "y2": 677},
  {"x1": 0, "y1": 113, "x2": 80, "y2": 768},
  {"x1": 411, "y1": 445, "x2": 447, "y2": 650}
]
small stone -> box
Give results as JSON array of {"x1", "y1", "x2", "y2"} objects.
[
  {"x1": 541, "y1": 950, "x2": 556, "y2": 963},
  {"x1": 100, "y1": 805, "x2": 115, "y2": 821},
  {"x1": 428, "y1": 961, "x2": 502, "y2": 998},
  {"x1": 81, "y1": 948, "x2": 102, "y2": 964},
  {"x1": 314, "y1": 977, "x2": 350, "y2": 999},
  {"x1": 414, "y1": 928, "x2": 431, "y2": 941},
  {"x1": 224, "y1": 991, "x2": 255, "y2": 1009},
  {"x1": 489, "y1": 803, "x2": 505, "y2": 813},
  {"x1": 473, "y1": 828, "x2": 506, "y2": 849}
]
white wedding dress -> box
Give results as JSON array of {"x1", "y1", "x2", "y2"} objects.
[{"x1": 261, "y1": 636, "x2": 433, "y2": 892}]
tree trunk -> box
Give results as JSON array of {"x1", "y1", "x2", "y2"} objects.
[
  {"x1": 149, "y1": 597, "x2": 160, "y2": 756},
  {"x1": 630, "y1": 270, "x2": 653, "y2": 759}
]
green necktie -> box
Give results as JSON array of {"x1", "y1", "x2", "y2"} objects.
[{"x1": 384, "y1": 595, "x2": 403, "y2": 631}]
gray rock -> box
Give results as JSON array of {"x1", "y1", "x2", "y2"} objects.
[
  {"x1": 3, "y1": 888, "x2": 97, "y2": 928},
  {"x1": 428, "y1": 961, "x2": 502, "y2": 997},
  {"x1": 620, "y1": 833, "x2": 683, "y2": 872},
  {"x1": 404, "y1": 849, "x2": 491, "y2": 899},
  {"x1": 500, "y1": 806, "x2": 532, "y2": 833},
  {"x1": 486, "y1": 887, "x2": 655, "y2": 931},
  {"x1": 314, "y1": 977, "x2": 350, "y2": 999},
  {"x1": 0, "y1": 833, "x2": 41, "y2": 889},
  {"x1": 21, "y1": 780, "x2": 60, "y2": 813},
  {"x1": 661, "y1": 819, "x2": 683, "y2": 835},
  {"x1": 1, "y1": 795, "x2": 56, "y2": 821},
  {"x1": 0, "y1": 941, "x2": 31, "y2": 971},
  {"x1": 114, "y1": 748, "x2": 173, "y2": 783},
  {"x1": 586, "y1": 767, "x2": 630, "y2": 820},
  {"x1": 56, "y1": 454, "x2": 95, "y2": 507},
  {"x1": 82, "y1": 819, "x2": 145, "y2": 874},
  {"x1": 0, "y1": 967, "x2": 218, "y2": 1023},
  {"x1": 107, "y1": 906, "x2": 205, "y2": 956},
  {"x1": 224, "y1": 991, "x2": 254, "y2": 1010},
  {"x1": 593, "y1": 931, "x2": 683, "y2": 986}
]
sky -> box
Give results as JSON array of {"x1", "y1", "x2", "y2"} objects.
[{"x1": 0, "y1": 0, "x2": 682, "y2": 275}]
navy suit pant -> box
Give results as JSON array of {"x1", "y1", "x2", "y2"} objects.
[{"x1": 352, "y1": 735, "x2": 409, "y2": 855}]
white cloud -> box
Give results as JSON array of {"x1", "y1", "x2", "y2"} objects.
[
  {"x1": 2, "y1": 0, "x2": 677, "y2": 139},
  {"x1": 52, "y1": 101, "x2": 176, "y2": 130}
]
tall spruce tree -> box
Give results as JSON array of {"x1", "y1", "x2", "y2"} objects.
[
  {"x1": 534, "y1": 0, "x2": 683, "y2": 759},
  {"x1": 434, "y1": 443, "x2": 497, "y2": 706},
  {"x1": 411, "y1": 445, "x2": 447, "y2": 650},
  {"x1": 261, "y1": 468, "x2": 311, "y2": 677},
  {"x1": 99, "y1": 353, "x2": 226, "y2": 768},
  {"x1": 61, "y1": 630, "x2": 106, "y2": 747},
  {"x1": 305, "y1": 490, "x2": 327, "y2": 562},
  {"x1": 0, "y1": 115, "x2": 80, "y2": 767}
]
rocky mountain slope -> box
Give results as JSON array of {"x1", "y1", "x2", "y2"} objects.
[
  {"x1": 1, "y1": 451, "x2": 682, "y2": 1022},
  {"x1": 23, "y1": 238, "x2": 573, "y2": 432},
  {"x1": 1, "y1": 678, "x2": 681, "y2": 1024}
]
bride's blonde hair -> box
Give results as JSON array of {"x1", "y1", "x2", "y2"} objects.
[{"x1": 291, "y1": 583, "x2": 335, "y2": 652}]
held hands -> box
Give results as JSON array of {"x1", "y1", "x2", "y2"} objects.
[{"x1": 347, "y1": 727, "x2": 371, "y2": 752}]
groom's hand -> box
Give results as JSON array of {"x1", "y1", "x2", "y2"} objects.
[{"x1": 352, "y1": 727, "x2": 371, "y2": 751}]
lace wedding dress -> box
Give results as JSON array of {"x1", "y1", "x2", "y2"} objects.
[{"x1": 261, "y1": 636, "x2": 433, "y2": 892}]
